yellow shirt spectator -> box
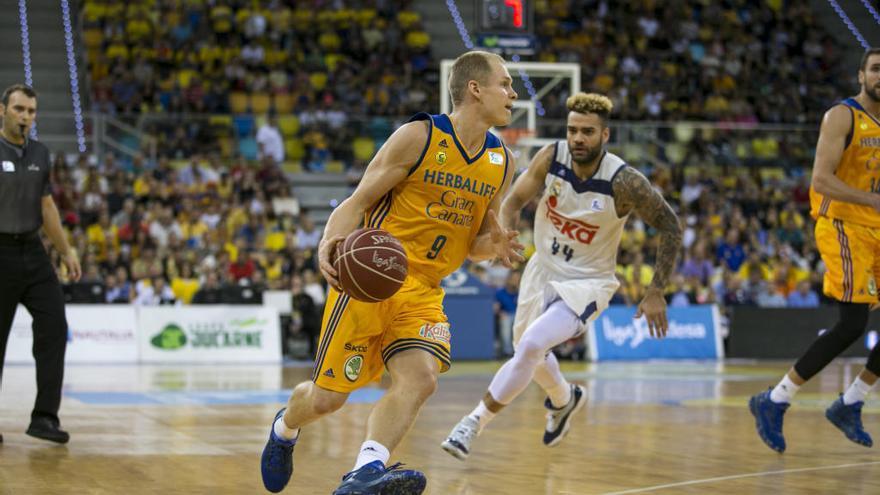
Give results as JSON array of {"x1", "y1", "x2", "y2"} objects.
[
  {"x1": 86, "y1": 222, "x2": 118, "y2": 261},
  {"x1": 737, "y1": 262, "x2": 771, "y2": 281},
  {"x1": 226, "y1": 207, "x2": 247, "y2": 238},
  {"x1": 261, "y1": 258, "x2": 284, "y2": 282},
  {"x1": 211, "y1": 4, "x2": 233, "y2": 33},
  {"x1": 224, "y1": 241, "x2": 239, "y2": 263},
  {"x1": 171, "y1": 277, "x2": 200, "y2": 304},
  {"x1": 126, "y1": 17, "x2": 152, "y2": 42},
  {"x1": 264, "y1": 231, "x2": 287, "y2": 251},
  {"x1": 622, "y1": 263, "x2": 655, "y2": 288},
  {"x1": 180, "y1": 218, "x2": 209, "y2": 245},
  {"x1": 405, "y1": 30, "x2": 430, "y2": 50}
]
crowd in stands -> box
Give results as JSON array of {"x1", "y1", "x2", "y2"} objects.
[
  {"x1": 79, "y1": 0, "x2": 850, "y2": 170},
  {"x1": 534, "y1": 0, "x2": 849, "y2": 124},
  {"x1": 80, "y1": 0, "x2": 436, "y2": 167},
  {"x1": 47, "y1": 140, "x2": 830, "y2": 360},
  {"x1": 50, "y1": 151, "x2": 326, "y2": 358},
  {"x1": 70, "y1": 0, "x2": 856, "y2": 358}
]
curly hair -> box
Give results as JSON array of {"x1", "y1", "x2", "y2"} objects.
[{"x1": 566, "y1": 93, "x2": 613, "y2": 124}]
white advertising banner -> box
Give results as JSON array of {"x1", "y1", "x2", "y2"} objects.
[
  {"x1": 7, "y1": 305, "x2": 139, "y2": 364},
  {"x1": 137, "y1": 306, "x2": 281, "y2": 363}
]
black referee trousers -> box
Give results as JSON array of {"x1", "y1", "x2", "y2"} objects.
[{"x1": 0, "y1": 232, "x2": 67, "y2": 422}]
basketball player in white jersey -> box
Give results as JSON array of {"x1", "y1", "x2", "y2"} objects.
[{"x1": 442, "y1": 93, "x2": 682, "y2": 458}]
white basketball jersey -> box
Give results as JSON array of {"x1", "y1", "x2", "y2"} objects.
[{"x1": 532, "y1": 142, "x2": 628, "y2": 280}]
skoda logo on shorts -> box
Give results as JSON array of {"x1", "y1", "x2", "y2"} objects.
[{"x1": 344, "y1": 354, "x2": 364, "y2": 382}]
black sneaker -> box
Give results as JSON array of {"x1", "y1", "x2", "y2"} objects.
[{"x1": 543, "y1": 384, "x2": 586, "y2": 447}]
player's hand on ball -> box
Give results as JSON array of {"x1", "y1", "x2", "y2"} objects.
[
  {"x1": 319, "y1": 234, "x2": 346, "y2": 291},
  {"x1": 635, "y1": 288, "x2": 668, "y2": 338},
  {"x1": 487, "y1": 210, "x2": 525, "y2": 268}
]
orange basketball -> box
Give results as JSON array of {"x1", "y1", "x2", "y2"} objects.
[{"x1": 334, "y1": 228, "x2": 408, "y2": 302}]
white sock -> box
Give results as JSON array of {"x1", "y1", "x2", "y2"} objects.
[
  {"x1": 843, "y1": 377, "x2": 874, "y2": 405},
  {"x1": 770, "y1": 374, "x2": 801, "y2": 404},
  {"x1": 273, "y1": 416, "x2": 299, "y2": 442},
  {"x1": 468, "y1": 401, "x2": 496, "y2": 430},
  {"x1": 547, "y1": 383, "x2": 572, "y2": 409},
  {"x1": 353, "y1": 440, "x2": 390, "y2": 471}
]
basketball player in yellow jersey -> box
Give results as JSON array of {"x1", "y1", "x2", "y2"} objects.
[
  {"x1": 260, "y1": 50, "x2": 523, "y2": 494},
  {"x1": 750, "y1": 48, "x2": 880, "y2": 453}
]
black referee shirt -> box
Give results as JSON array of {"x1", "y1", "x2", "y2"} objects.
[{"x1": 0, "y1": 136, "x2": 52, "y2": 234}]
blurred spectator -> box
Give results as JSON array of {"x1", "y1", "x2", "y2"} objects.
[
  {"x1": 302, "y1": 269, "x2": 326, "y2": 307},
  {"x1": 788, "y1": 280, "x2": 820, "y2": 308},
  {"x1": 229, "y1": 249, "x2": 257, "y2": 282},
  {"x1": 296, "y1": 212, "x2": 321, "y2": 251},
  {"x1": 171, "y1": 262, "x2": 200, "y2": 304},
  {"x1": 257, "y1": 114, "x2": 284, "y2": 164},
  {"x1": 668, "y1": 274, "x2": 695, "y2": 307},
  {"x1": 134, "y1": 277, "x2": 177, "y2": 306},
  {"x1": 290, "y1": 274, "x2": 320, "y2": 356},
  {"x1": 192, "y1": 271, "x2": 224, "y2": 304},
  {"x1": 678, "y1": 241, "x2": 715, "y2": 287},
  {"x1": 716, "y1": 229, "x2": 746, "y2": 272},
  {"x1": 495, "y1": 271, "x2": 520, "y2": 357}
]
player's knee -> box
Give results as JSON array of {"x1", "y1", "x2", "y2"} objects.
[
  {"x1": 394, "y1": 367, "x2": 438, "y2": 401},
  {"x1": 517, "y1": 337, "x2": 545, "y2": 362},
  {"x1": 839, "y1": 302, "x2": 870, "y2": 334},
  {"x1": 311, "y1": 387, "x2": 348, "y2": 415}
]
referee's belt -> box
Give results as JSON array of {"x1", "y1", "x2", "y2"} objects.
[{"x1": 0, "y1": 230, "x2": 39, "y2": 242}]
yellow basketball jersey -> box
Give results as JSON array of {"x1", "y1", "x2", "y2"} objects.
[
  {"x1": 364, "y1": 113, "x2": 510, "y2": 287},
  {"x1": 810, "y1": 98, "x2": 880, "y2": 228}
]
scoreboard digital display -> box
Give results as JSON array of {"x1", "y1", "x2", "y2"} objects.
[{"x1": 476, "y1": 0, "x2": 533, "y2": 34}]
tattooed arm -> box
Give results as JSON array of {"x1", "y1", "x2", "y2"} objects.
[{"x1": 612, "y1": 166, "x2": 683, "y2": 337}]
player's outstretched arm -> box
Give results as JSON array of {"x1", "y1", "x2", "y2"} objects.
[
  {"x1": 468, "y1": 147, "x2": 526, "y2": 266},
  {"x1": 498, "y1": 144, "x2": 554, "y2": 231},
  {"x1": 318, "y1": 120, "x2": 429, "y2": 289},
  {"x1": 612, "y1": 166, "x2": 683, "y2": 337},
  {"x1": 812, "y1": 105, "x2": 880, "y2": 211}
]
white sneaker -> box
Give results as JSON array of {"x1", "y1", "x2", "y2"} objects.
[
  {"x1": 543, "y1": 384, "x2": 586, "y2": 447},
  {"x1": 441, "y1": 415, "x2": 480, "y2": 460}
]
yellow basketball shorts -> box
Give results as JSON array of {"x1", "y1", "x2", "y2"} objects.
[
  {"x1": 815, "y1": 216, "x2": 880, "y2": 304},
  {"x1": 311, "y1": 276, "x2": 452, "y2": 393}
]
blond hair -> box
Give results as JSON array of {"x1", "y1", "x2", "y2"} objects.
[
  {"x1": 566, "y1": 93, "x2": 613, "y2": 124},
  {"x1": 448, "y1": 51, "x2": 506, "y2": 107}
]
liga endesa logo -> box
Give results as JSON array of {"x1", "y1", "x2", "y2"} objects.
[{"x1": 545, "y1": 196, "x2": 599, "y2": 245}]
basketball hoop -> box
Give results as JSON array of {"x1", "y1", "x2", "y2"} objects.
[{"x1": 499, "y1": 128, "x2": 535, "y2": 147}]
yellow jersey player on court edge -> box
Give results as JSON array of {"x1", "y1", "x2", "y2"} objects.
[
  {"x1": 260, "y1": 50, "x2": 524, "y2": 494},
  {"x1": 750, "y1": 47, "x2": 880, "y2": 453}
]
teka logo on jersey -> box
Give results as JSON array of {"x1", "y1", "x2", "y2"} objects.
[{"x1": 545, "y1": 195, "x2": 599, "y2": 245}]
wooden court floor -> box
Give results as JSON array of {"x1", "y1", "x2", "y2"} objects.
[{"x1": 2, "y1": 360, "x2": 879, "y2": 494}]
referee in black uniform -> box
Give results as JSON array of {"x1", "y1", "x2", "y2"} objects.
[{"x1": 0, "y1": 84, "x2": 80, "y2": 444}]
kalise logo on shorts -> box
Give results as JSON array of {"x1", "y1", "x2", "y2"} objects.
[{"x1": 545, "y1": 196, "x2": 600, "y2": 245}]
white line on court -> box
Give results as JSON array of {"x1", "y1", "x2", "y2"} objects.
[{"x1": 559, "y1": 460, "x2": 880, "y2": 495}]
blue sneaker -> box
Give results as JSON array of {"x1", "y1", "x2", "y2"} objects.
[
  {"x1": 260, "y1": 408, "x2": 297, "y2": 493},
  {"x1": 749, "y1": 389, "x2": 789, "y2": 453},
  {"x1": 332, "y1": 461, "x2": 426, "y2": 495},
  {"x1": 826, "y1": 396, "x2": 873, "y2": 447},
  {"x1": 543, "y1": 384, "x2": 586, "y2": 447}
]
